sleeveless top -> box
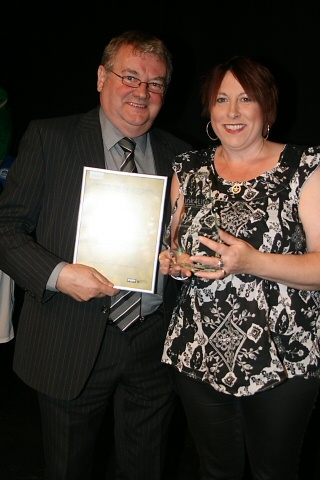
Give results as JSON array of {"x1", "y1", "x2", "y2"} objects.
[{"x1": 162, "y1": 144, "x2": 320, "y2": 396}]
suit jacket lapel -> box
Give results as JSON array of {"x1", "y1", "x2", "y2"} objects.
[{"x1": 75, "y1": 107, "x2": 106, "y2": 170}]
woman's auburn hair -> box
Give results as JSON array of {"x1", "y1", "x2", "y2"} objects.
[{"x1": 201, "y1": 55, "x2": 278, "y2": 131}]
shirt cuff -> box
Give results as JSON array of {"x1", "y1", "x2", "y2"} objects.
[{"x1": 46, "y1": 262, "x2": 69, "y2": 291}]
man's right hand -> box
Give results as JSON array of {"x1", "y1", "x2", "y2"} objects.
[{"x1": 56, "y1": 263, "x2": 120, "y2": 301}]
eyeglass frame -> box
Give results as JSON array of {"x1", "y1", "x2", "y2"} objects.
[{"x1": 107, "y1": 69, "x2": 166, "y2": 94}]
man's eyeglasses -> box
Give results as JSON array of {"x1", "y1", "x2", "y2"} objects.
[{"x1": 108, "y1": 70, "x2": 166, "y2": 94}]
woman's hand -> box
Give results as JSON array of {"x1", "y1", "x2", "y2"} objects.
[
  {"x1": 159, "y1": 248, "x2": 193, "y2": 279},
  {"x1": 190, "y1": 229, "x2": 257, "y2": 279},
  {"x1": 159, "y1": 229, "x2": 258, "y2": 281}
]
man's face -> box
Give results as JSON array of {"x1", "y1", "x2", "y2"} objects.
[{"x1": 97, "y1": 44, "x2": 167, "y2": 138}]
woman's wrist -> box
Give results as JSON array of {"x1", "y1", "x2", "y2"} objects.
[{"x1": 170, "y1": 274, "x2": 189, "y2": 281}]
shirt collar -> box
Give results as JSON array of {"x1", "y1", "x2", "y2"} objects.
[{"x1": 99, "y1": 107, "x2": 147, "y2": 154}]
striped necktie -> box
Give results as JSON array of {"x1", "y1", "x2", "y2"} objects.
[
  {"x1": 109, "y1": 137, "x2": 141, "y2": 330},
  {"x1": 119, "y1": 137, "x2": 137, "y2": 172},
  {"x1": 109, "y1": 290, "x2": 141, "y2": 331}
]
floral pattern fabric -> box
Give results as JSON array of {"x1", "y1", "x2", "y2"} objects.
[{"x1": 162, "y1": 144, "x2": 320, "y2": 396}]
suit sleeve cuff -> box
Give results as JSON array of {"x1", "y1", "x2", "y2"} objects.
[{"x1": 46, "y1": 262, "x2": 69, "y2": 291}]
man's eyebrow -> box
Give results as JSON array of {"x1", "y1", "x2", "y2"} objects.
[
  {"x1": 121, "y1": 68, "x2": 139, "y2": 76},
  {"x1": 121, "y1": 68, "x2": 165, "y2": 82}
]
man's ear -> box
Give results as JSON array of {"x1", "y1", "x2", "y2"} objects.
[{"x1": 97, "y1": 65, "x2": 107, "y2": 92}]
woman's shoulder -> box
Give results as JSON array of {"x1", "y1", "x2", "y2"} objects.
[
  {"x1": 283, "y1": 143, "x2": 320, "y2": 155},
  {"x1": 283, "y1": 143, "x2": 320, "y2": 165},
  {"x1": 280, "y1": 144, "x2": 320, "y2": 186},
  {"x1": 174, "y1": 145, "x2": 216, "y2": 172}
]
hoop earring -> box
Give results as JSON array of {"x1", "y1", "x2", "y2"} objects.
[
  {"x1": 263, "y1": 124, "x2": 270, "y2": 140},
  {"x1": 206, "y1": 121, "x2": 218, "y2": 141}
]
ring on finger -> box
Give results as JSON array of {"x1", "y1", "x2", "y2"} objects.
[
  {"x1": 221, "y1": 268, "x2": 228, "y2": 278},
  {"x1": 218, "y1": 259, "x2": 224, "y2": 268}
]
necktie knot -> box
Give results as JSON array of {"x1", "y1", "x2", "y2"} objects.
[
  {"x1": 119, "y1": 137, "x2": 135, "y2": 153},
  {"x1": 118, "y1": 137, "x2": 137, "y2": 173}
]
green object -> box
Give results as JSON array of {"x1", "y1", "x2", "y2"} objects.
[{"x1": 0, "y1": 87, "x2": 13, "y2": 164}]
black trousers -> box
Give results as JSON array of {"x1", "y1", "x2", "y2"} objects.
[
  {"x1": 175, "y1": 371, "x2": 320, "y2": 480},
  {"x1": 38, "y1": 311, "x2": 176, "y2": 480}
]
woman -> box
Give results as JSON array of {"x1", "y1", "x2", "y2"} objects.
[{"x1": 159, "y1": 56, "x2": 320, "y2": 480}]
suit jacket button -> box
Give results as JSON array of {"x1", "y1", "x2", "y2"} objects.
[{"x1": 101, "y1": 305, "x2": 110, "y2": 314}]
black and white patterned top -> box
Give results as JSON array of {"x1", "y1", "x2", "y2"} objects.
[{"x1": 162, "y1": 144, "x2": 320, "y2": 396}]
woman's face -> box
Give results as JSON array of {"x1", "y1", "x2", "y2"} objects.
[{"x1": 210, "y1": 71, "x2": 264, "y2": 150}]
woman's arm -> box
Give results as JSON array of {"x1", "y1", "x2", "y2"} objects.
[{"x1": 191, "y1": 167, "x2": 320, "y2": 290}]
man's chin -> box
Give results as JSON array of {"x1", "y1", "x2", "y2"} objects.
[{"x1": 126, "y1": 117, "x2": 153, "y2": 133}]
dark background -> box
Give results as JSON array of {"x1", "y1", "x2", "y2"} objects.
[
  {"x1": 1, "y1": 1, "x2": 320, "y2": 479},
  {"x1": 1, "y1": 0, "x2": 320, "y2": 154}
]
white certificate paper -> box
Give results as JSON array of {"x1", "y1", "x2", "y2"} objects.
[{"x1": 73, "y1": 167, "x2": 167, "y2": 293}]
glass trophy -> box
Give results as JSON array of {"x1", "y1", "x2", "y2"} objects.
[{"x1": 164, "y1": 169, "x2": 221, "y2": 273}]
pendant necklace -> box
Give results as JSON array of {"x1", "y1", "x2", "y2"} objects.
[
  {"x1": 229, "y1": 182, "x2": 242, "y2": 195},
  {"x1": 222, "y1": 150, "x2": 246, "y2": 195},
  {"x1": 221, "y1": 140, "x2": 265, "y2": 195}
]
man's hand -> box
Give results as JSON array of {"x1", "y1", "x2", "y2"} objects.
[{"x1": 56, "y1": 263, "x2": 120, "y2": 301}]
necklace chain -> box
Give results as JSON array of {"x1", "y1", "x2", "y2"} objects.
[
  {"x1": 221, "y1": 151, "x2": 246, "y2": 195},
  {"x1": 221, "y1": 140, "x2": 265, "y2": 195}
]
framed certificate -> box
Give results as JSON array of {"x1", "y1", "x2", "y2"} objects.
[{"x1": 73, "y1": 167, "x2": 167, "y2": 293}]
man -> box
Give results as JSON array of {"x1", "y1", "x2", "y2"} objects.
[{"x1": 0, "y1": 30, "x2": 191, "y2": 479}]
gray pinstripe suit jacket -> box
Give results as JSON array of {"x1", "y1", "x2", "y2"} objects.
[{"x1": 0, "y1": 106, "x2": 191, "y2": 400}]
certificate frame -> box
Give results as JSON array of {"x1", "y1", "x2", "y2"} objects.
[{"x1": 73, "y1": 167, "x2": 167, "y2": 293}]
